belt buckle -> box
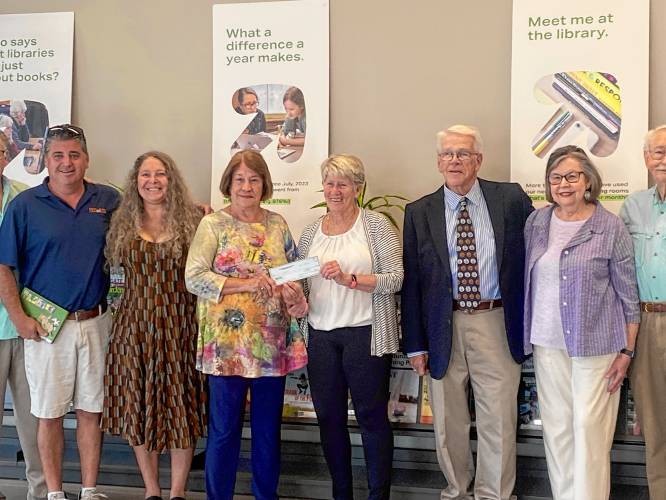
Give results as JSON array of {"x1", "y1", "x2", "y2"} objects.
[{"x1": 643, "y1": 302, "x2": 650, "y2": 313}]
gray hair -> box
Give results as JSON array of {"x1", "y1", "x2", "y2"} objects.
[
  {"x1": 544, "y1": 145, "x2": 602, "y2": 204},
  {"x1": 644, "y1": 125, "x2": 666, "y2": 151},
  {"x1": 9, "y1": 100, "x2": 27, "y2": 118},
  {"x1": 436, "y1": 124, "x2": 484, "y2": 154},
  {"x1": 0, "y1": 115, "x2": 13, "y2": 129},
  {"x1": 320, "y1": 154, "x2": 365, "y2": 188}
]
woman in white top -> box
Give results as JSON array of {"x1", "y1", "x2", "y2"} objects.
[{"x1": 298, "y1": 154, "x2": 403, "y2": 500}]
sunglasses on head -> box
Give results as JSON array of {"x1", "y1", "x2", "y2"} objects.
[{"x1": 46, "y1": 124, "x2": 86, "y2": 141}]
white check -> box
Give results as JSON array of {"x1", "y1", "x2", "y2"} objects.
[{"x1": 269, "y1": 256, "x2": 320, "y2": 285}]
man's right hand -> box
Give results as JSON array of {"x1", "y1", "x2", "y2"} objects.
[
  {"x1": 15, "y1": 315, "x2": 47, "y2": 341},
  {"x1": 409, "y1": 353, "x2": 429, "y2": 376}
]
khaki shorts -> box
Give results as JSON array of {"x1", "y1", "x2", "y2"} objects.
[{"x1": 24, "y1": 310, "x2": 111, "y2": 418}]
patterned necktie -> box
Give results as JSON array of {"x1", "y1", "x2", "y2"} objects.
[{"x1": 455, "y1": 198, "x2": 481, "y2": 311}]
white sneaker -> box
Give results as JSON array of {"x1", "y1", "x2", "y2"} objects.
[
  {"x1": 77, "y1": 488, "x2": 108, "y2": 499},
  {"x1": 47, "y1": 493, "x2": 67, "y2": 500}
]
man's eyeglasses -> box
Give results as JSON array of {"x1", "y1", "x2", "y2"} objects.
[
  {"x1": 242, "y1": 100, "x2": 259, "y2": 108},
  {"x1": 438, "y1": 150, "x2": 478, "y2": 162},
  {"x1": 548, "y1": 171, "x2": 585, "y2": 185},
  {"x1": 647, "y1": 148, "x2": 666, "y2": 161}
]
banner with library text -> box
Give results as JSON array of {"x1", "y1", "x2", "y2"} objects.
[
  {"x1": 0, "y1": 12, "x2": 74, "y2": 187},
  {"x1": 211, "y1": 0, "x2": 329, "y2": 237},
  {"x1": 510, "y1": 0, "x2": 649, "y2": 212}
]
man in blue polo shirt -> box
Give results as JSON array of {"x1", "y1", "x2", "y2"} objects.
[{"x1": 0, "y1": 125, "x2": 119, "y2": 500}]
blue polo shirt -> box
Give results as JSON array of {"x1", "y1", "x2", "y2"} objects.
[{"x1": 0, "y1": 178, "x2": 120, "y2": 312}]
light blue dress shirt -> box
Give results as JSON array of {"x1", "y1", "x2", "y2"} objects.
[
  {"x1": 444, "y1": 180, "x2": 500, "y2": 300},
  {"x1": 620, "y1": 185, "x2": 666, "y2": 302},
  {"x1": 0, "y1": 175, "x2": 28, "y2": 340}
]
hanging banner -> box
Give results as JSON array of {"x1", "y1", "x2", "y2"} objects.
[
  {"x1": 211, "y1": 0, "x2": 329, "y2": 237},
  {"x1": 510, "y1": 0, "x2": 649, "y2": 211},
  {"x1": 0, "y1": 12, "x2": 74, "y2": 187}
]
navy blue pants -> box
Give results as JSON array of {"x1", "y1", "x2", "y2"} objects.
[
  {"x1": 307, "y1": 325, "x2": 393, "y2": 500},
  {"x1": 205, "y1": 375, "x2": 286, "y2": 500}
]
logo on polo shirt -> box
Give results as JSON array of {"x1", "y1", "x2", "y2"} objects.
[{"x1": 89, "y1": 207, "x2": 107, "y2": 214}]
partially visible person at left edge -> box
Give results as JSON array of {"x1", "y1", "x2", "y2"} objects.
[
  {"x1": 0, "y1": 130, "x2": 47, "y2": 500},
  {"x1": 0, "y1": 124, "x2": 119, "y2": 500},
  {"x1": 620, "y1": 124, "x2": 666, "y2": 500}
]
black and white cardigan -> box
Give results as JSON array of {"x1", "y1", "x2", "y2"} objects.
[{"x1": 297, "y1": 209, "x2": 403, "y2": 356}]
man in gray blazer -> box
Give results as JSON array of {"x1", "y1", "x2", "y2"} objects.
[{"x1": 402, "y1": 125, "x2": 533, "y2": 499}]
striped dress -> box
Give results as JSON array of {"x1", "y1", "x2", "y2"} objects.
[{"x1": 102, "y1": 238, "x2": 206, "y2": 452}]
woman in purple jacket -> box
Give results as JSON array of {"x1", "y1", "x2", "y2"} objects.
[{"x1": 523, "y1": 145, "x2": 640, "y2": 500}]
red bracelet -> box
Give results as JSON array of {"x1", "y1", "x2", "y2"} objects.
[{"x1": 349, "y1": 274, "x2": 358, "y2": 289}]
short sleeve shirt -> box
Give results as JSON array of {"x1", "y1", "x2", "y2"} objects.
[{"x1": 0, "y1": 178, "x2": 120, "y2": 312}]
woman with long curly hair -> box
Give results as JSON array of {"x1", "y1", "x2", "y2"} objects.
[{"x1": 101, "y1": 151, "x2": 206, "y2": 500}]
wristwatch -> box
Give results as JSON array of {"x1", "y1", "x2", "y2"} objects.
[{"x1": 619, "y1": 348, "x2": 635, "y2": 359}]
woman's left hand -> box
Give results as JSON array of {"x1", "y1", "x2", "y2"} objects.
[
  {"x1": 320, "y1": 260, "x2": 351, "y2": 287},
  {"x1": 604, "y1": 354, "x2": 631, "y2": 393},
  {"x1": 281, "y1": 281, "x2": 308, "y2": 317}
]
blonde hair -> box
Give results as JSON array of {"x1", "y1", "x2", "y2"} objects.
[
  {"x1": 320, "y1": 154, "x2": 365, "y2": 188},
  {"x1": 105, "y1": 151, "x2": 202, "y2": 265}
]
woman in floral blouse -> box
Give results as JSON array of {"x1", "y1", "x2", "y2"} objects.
[{"x1": 185, "y1": 149, "x2": 307, "y2": 500}]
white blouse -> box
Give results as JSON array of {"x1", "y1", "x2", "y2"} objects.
[{"x1": 307, "y1": 212, "x2": 373, "y2": 330}]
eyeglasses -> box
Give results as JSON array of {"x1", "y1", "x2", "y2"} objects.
[
  {"x1": 242, "y1": 100, "x2": 259, "y2": 108},
  {"x1": 548, "y1": 171, "x2": 585, "y2": 185},
  {"x1": 647, "y1": 148, "x2": 666, "y2": 161},
  {"x1": 438, "y1": 150, "x2": 478, "y2": 162}
]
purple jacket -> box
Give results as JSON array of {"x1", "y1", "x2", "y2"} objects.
[{"x1": 524, "y1": 203, "x2": 640, "y2": 357}]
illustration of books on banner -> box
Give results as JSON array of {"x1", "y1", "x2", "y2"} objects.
[{"x1": 531, "y1": 71, "x2": 621, "y2": 158}]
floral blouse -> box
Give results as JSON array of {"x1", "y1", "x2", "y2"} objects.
[{"x1": 185, "y1": 210, "x2": 307, "y2": 377}]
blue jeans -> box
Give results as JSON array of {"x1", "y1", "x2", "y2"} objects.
[
  {"x1": 308, "y1": 325, "x2": 393, "y2": 500},
  {"x1": 205, "y1": 375, "x2": 286, "y2": 500}
]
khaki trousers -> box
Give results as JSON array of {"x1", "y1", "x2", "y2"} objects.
[
  {"x1": 533, "y1": 346, "x2": 619, "y2": 500},
  {"x1": 630, "y1": 311, "x2": 666, "y2": 500},
  {"x1": 429, "y1": 308, "x2": 520, "y2": 500},
  {"x1": 0, "y1": 337, "x2": 47, "y2": 500}
]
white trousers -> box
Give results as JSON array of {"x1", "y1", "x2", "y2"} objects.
[{"x1": 533, "y1": 346, "x2": 619, "y2": 500}]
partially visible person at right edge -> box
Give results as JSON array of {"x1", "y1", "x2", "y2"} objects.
[
  {"x1": 524, "y1": 145, "x2": 640, "y2": 500},
  {"x1": 0, "y1": 131, "x2": 47, "y2": 500},
  {"x1": 619, "y1": 125, "x2": 666, "y2": 500}
]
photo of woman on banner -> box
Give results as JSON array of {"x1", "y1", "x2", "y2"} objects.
[{"x1": 234, "y1": 87, "x2": 266, "y2": 135}]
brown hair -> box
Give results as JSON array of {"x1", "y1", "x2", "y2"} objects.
[
  {"x1": 283, "y1": 87, "x2": 305, "y2": 116},
  {"x1": 105, "y1": 151, "x2": 202, "y2": 264},
  {"x1": 219, "y1": 150, "x2": 273, "y2": 201}
]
